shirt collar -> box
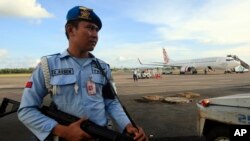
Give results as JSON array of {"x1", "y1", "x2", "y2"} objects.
[
  {"x1": 59, "y1": 50, "x2": 70, "y2": 58},
  {"x1": 59, "y1": 50, "x2": 96, "y2": 60}
]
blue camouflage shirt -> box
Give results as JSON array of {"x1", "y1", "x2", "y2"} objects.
[{"x1": 17, "y1": 50, "x2": 130, "y2": 141}]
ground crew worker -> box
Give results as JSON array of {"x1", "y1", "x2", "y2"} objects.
[
  {"x1": 18, "y1": 6, "x2": 148, "y2": 141},
  {"x1": 133, "y1": 68, "x2": 138, "y2": 82}
]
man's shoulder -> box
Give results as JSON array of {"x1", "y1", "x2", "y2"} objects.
[
  {"x1": 96, "y1": 58, "x2": 110, "y2": 67},
  {"x1": 95, "y1": 58, "x2": 106, "y2": 64},
  {"x1": 42, "y1": 53, "x2": 61, "y2": 58}
]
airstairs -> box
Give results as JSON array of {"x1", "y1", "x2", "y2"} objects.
[{"x1": 227, "y1": 55, "x2": 249, "y2": 69}]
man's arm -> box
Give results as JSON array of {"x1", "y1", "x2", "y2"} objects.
[
  {"x1": 104, "y1": 65, "x2": 148, "y2": 141},
  {"x1": 17, "y1": 66, "x2": 58, "y2": 141},
  {"x1": 41, "y1": 104, "x2": 134, "y2": 141},
  {"x1": 102, "y1": 64, "x2": 131, "y2": 132},
  {"x1": 125, "y1": 123, "x2": 148, "y2": 141}
]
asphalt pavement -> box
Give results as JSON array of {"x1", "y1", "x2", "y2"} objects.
[{"x1": 1, "y1": 72, "x2": 250, "y2": 141}]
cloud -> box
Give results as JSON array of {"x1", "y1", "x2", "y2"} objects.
[
  {"x1": 128, "y1": 0, "x2": 250, "y2": 45},
  {"x1": 0, "y1": 49, "x2": 7, "y2": 58},
  {"x1": 202, "y1": 45, "x2": 250, "y2": 64},
  {"x1": 95, "y1": 41, "x2": 168, "y2": 67},
  {"x1": 171, "y1": 0, "x2": 250, "y2": 45},
  {"x1": 0, "y1": 56, "x2": 40, "y2": 68},
  {"x1": 97, "y1": 41, "x2": 162, "y2": 59},
  {"x1": 99, "y1": 1, "x2": 250, "y2": 67},
  {"x1": 0, "y1": 0, "x2": 53, "y2": 19},
  {"x1": 116, "y1": 56, "x2": 133, "y2": 61},
  {"x1": 95, "y1": 39, "x2": 250, "y2": 68}
]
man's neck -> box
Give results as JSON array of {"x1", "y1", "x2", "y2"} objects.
[{"x1": 67, "y1": 47, "x2": 89, "y2": 58}]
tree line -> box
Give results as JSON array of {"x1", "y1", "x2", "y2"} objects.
[
  {"x1": 0, "y1": 67, "x2": 132, "y2": 74},
  {"x1": 0, "y1": 68, "x2": 34, "y2": 74}
]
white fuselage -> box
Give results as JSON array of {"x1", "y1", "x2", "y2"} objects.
[{"x1": 168, "y1": 57, "x2": 240, "y2": 70}]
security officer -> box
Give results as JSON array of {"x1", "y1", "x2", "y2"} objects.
[{"x1": 18, "y1": 6, "x2": 148, "y2": 141}]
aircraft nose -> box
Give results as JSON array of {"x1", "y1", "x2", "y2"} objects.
[{"x1": 235, "y1": 60, "x2": 241, "y2": 67}]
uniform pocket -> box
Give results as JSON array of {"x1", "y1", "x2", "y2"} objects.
[
  {"x1": 91, "y1": 74, "x2": 105, "y2": 85},
  {"x1": 50, "y1": 75, "x2": 76, "y2": 95}
]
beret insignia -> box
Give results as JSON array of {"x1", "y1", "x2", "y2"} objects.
[{"x1": 79, "y1": 7, "x2": 92, "y2": 20}]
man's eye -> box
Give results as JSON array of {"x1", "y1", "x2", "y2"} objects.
[{"x1": 86, "y1": 25, "x2": 99, "y2": 32}]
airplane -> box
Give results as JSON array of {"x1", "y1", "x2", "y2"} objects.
[{"x1": 138, "y1": 48, "x2": 241, "y2": 74}]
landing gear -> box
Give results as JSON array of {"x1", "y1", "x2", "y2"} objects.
[{"x1": 204, "y1": 69, "x2": 207, "y2": 75}]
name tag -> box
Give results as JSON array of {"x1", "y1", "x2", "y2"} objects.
[
  {"x1": 52, "y1": 68, "x2": 74, "y2": 76},
  {"x1": 87, "y1": 80, "x2": 96, "y2": 95}
]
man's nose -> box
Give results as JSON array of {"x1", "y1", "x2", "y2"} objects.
[{"x1": 91, "y1": 30, "x2": 98, "y2": 38}]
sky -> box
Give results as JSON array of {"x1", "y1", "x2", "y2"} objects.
[{"x1": 0, "y1": 0, "x2": 249, "y2": 68}]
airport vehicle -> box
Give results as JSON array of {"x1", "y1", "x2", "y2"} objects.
[
  {"x1": 197, "y1": 93, "x2": 250, "y2": 141},
  {"x1": 162, "y1": 68, "x2": 172, "y2": 74},
  {"x1": 138, "y1": 48, "x2": 242, "y2": 74},
  {"x1": 234, "y1": 65, "x2": 249, "y2": 73},
  {"x1": 136, "y1": 70, "x2": 151, "y2": 79}
]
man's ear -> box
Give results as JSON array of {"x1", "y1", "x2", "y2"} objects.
[{"x1": 66, "y1": 25, "x2": 75, "y2": 38}]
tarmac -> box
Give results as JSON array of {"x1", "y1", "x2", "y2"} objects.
[{"x1": 0, "y1": 72, "x2": 250, "y2": 141}]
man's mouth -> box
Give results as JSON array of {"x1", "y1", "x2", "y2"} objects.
[{"x1": 90, "y1": 40, "x2": 97, "y2": 46}]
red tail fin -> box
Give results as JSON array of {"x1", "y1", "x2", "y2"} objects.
[{"x1": 163, "y1": 48, "x2": 169, "y2": 64}]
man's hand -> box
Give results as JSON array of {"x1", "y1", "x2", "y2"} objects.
[
  {"x1": 53, "y1": 118, "x2": 93, "y2": 141},
  {"x1": 125, "y1": 123, "x2": 148, "y2": 141}
]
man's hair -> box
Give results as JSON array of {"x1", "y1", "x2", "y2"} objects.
[{"x1": 65, "y1": 20, "x2": 81, "y2": 39}]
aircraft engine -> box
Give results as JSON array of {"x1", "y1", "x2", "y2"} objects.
[{"x1": 180, "y1": 66, "x2": 197, "y2": 74}]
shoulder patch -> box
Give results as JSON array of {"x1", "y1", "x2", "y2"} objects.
[{"x1": 25, "y1": 81, "x2": 33, "y2": 88}]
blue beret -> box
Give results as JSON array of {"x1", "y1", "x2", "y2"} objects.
[{"x1": 66, "y1": 6, "x2": 102, "y2": 30}]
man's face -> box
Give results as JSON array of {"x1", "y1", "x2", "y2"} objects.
[{"x1": 69, "y1": 21, "x2": 99, "y2": 51}]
